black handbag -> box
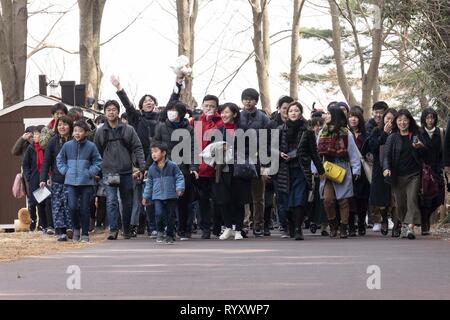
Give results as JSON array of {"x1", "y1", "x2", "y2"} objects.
[{"x1": 233, "y1": 163, "x2": 258, "y2": 179}]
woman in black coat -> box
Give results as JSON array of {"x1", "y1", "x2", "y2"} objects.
[
  {"x1": 213, "y1": 103, "x2": 252, "y2": 241},
  {"x1": 277, "y1": 102, "x2": 324, "y2": 240},
  {"x1": 418, "y1": 108, "x2": 445, "y2": 235},
  {"x1": 368, "y1": 108, "x2": 398, "y2": 236},
  {"x1": 348, "y1": 109, "x2": 370, "y2": 237}
]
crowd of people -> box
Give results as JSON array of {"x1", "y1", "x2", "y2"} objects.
[{"x1": 11, "y1": 75, "x2": 450, "y2": 244}]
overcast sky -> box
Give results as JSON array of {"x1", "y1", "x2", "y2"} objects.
[{"x1": 1, "y1": 0, "x2": 348, "y2": 114}]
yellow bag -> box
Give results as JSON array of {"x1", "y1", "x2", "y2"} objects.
[{"x1": 323, "y1": 161, "x2": 347, "y2": 184}]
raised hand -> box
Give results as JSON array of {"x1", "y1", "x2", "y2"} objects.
[{"x1": 110, "y1": 75, "x2": 122, "y2": 91}]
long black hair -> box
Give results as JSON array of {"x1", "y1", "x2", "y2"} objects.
[
  {"x1": 420, "y1": 107, "x2": 439, "y2": 129},
  {"x1": 392, "y1": 109, "x2": 419, "y2": 134},
  {"x1": 328, "y1": 106, "x2": 348, "y2": 132}
]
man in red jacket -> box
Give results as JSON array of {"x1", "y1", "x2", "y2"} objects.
[{"x1": 190, "y1": 95, "x2": 223, "y2": 239}]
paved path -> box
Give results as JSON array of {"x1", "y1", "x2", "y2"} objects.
[{"x1": 1, "y1": 231, "x2": 449, "y2": 300}]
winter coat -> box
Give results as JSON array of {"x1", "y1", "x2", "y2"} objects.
[
  {"x1": 277, "y1": 120, "x2": 324, "y2": 194},
  {"x1": 313, "y1": 128, "x2": 361, "y2": 200},
  {"x1": 143, "y1": 159, "x2": 185, "y2": 201},
  {"x1": 57, "y1": 139, "x2": 102, "y2": 186},
  {"x1": 382, "y1": 132, "x2": 423, "y2": 183},
  {"x1": 190, "y1": 113, "x2": 224, "y2": 178},
  {"x1": 22, "y1": 144, "x2": 41, "y2": 201},
  {"x1": 40, "y1": 134, "x2": 70, "y2": 185},
  {"x1": 352, "y1": 131, "x2": 370, "y2": 200},
  {"x1": 151, "y1": 119, "x2": 198, "y2": 174},
  {"x1": 368, "y1": 127, "x2": 391, "y2": 207},
  {"x1": 365, "y1": 118, "x2": 378, "y2": 136},
  {"x1": 239, "y1": 108, "x2": 270, "y2": 131},
  {"x1": 116, "y1": 89, "x2": 159, "y2": 160},
  {"x1": 94, "y1": 122, "x2": 145, "y2": 175}
]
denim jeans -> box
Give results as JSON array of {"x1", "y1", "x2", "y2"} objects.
[
  {"x1": 105, "y1": 174, "x2": 133, "y2": 231},
  {"x1": 145, "y1": 203, "x2": 156, "y2": 233},
  {"x1": 154, "y1": 199, "x2": 177, "y2": 237},
  {"x1": 67, "y1": 185, "x2": 94, "y2": 236}
]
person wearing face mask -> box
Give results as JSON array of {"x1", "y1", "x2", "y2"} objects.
[
  {"x1": 383, "y1": 109, "x2": 426, "y2": 240},
  {"x1": 418, "y1": 108, "x2": 445, "y2": 235},
  {"x1": 277, "y1": 102, "x2": 324, "y2": 240},
  {"x1": 152, "y1": 101, "x2": 198, "y2": 240}
]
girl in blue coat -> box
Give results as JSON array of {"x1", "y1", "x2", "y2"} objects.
[{"x1": 57, "y1": 121, "x2": 102, "y2": 242}]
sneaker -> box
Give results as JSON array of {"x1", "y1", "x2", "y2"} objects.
[
  {"x1": 234, "y1": 230, "x2": 243, "y2": 240},
  {"x1": 149, "y1": 230, "x2": 158, "y2": 239},
  {"x1": 407, "y1": 225, "x2": 416, "y2": 240},
  {"x1": 130, "y1": 225, "x2": 138, "y2": 238},
  {"x1": 80, "y1": 235, "x2": 90, "y2": 243},
  {"x1": 73, "y1": 229, "x2": 81, "y2": 241},
  {"x1": 372, "y1": 223, "x2": 382, "y2": 232},
  {"x1": 165, "y1": 236, "x2": 175, "y2": 245},
  {"x1": 294, "y1": 228, "x2": 304, "y2": 241},
  {"x1": 220, "y1": 228, "x2": 233, "y2": 240},
  {"x1": 57, "y1": 234, "x2": 68, "y2": 242},
  {"x1": 107, "y1": 230, "x2": 119, "y2": 240},
  {"x1": 180, "y1": 236, "x2": 189, "y2": 241},
  {"x1": 240, "y1": 229, "x2": 248, "y2": 238},
  {"x1": 156, "y1": 232, "x2": 165, "y2": 243},
  {"x1": 321, "y1": 230, "x2": 329, "y2": 237},
  {"x1": 253, "y1": 229, "x2": 263, "y2": 237},
  {"x1": 66, "y1": 229, "x2": 73, "y2": 240},
  {"x1": 263, "y1": 228, "x2": 271, "y2": 237},
  {"x1": 281, "y1": 231, "x2": 290, "y2": 238},
  {"x1": 400, "y1": 224, "x2": 408, "y2": 238},
  {"x1": 46, "y1": 227, "x2": 55, "y2": 235}
]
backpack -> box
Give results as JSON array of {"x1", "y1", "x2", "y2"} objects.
[
  {"x1": 100, "y1": 125, "x2": 133, "y2": 156},
  {"x1": 12, "y1": 173, "x2": 27, "y2": 199}
]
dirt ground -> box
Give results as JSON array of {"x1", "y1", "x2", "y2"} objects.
[{"x1": 0, "y1": 230, "x2": 107, "y2": 263}]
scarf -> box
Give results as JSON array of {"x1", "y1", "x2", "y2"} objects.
[
  {"x1": 223, "y1": 122, "x2": 236, "y2": 130},
  {"x1": 34, "y1": 143, "x2": 44, "y2": 173},
  {"x1": 318, "y1": 125, "x2": 349, "y2": 159},
  {"x1": 286, "y1": 119, "x2": 304, "y2": 145},
  {"x1": 425, "y1": 127, "x2": 436, "y2": 139}
]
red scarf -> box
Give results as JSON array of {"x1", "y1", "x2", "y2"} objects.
[
  {"x1": 34, "y1": 143, "x2": 44, "y2": 173},
  {"x1": 223, "y1": 122, "x2": 236, "y2": 130}
]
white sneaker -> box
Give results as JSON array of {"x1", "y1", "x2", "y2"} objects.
[
  {"x1": 220, "y1": 228, "x2": 233, "y2": 240},
  {"x1": 388, "y1": 218, "x2": 394, "y2": 230},
  {"x1": 234, "y1": 230, "x2": 243, "y2": 240},
  {"x1": 372, "y1": 223, "x2": 382, "y2": 232}
]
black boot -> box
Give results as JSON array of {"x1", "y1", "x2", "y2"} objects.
[
  {"x1": 358, "y1": 222, "x2": 366, "y2": 236},
  {"x1": 340, "y1": 224, "x2": 348, "y2": 239},
  {"x1": 329, "y1": 220, "x2": 338, "y2": 238},
  {"x1": 294, "y1": 228, "x2": 304, "y2": 240},
  {"x1": 392, "y1": 221, "x2": 401, "y2": 238},
  {"x1": 123, "y1": 225, "x2": 131, "y2": 239},
  {"x1": 381, "y1": 209, "x2": 389, "y2": 236},
  {"x1": 130, "y1": 225, "x2": 138, "y2": 238},
  {"x1": 349, "y1": 224, "x2": 357, "y2": 237}
]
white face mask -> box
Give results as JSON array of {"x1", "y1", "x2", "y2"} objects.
[{"x1": 167, "y1": 110, "x2": 179, "y2": 122}]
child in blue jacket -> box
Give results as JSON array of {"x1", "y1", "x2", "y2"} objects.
[
  {"x1": 57, "y1": 121, "x2": 102, "y2": 242},
  {"x1": 142, "y1": 142, "x2": 185, "y2": 244}
]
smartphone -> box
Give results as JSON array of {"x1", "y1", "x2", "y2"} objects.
[{"x1": 412, "y1": 136, "x2": 419, "y2": 144}]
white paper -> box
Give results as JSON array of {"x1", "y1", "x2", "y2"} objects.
[{"x1": 33, "y1": 187, "x2": 51, "y2": 204}]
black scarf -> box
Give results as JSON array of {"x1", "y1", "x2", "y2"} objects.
[{"x1": 286, "y1": 119, "x2": 304, "y2": 145}]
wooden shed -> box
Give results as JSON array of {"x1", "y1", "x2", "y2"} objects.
[{"x1": 0, "y1": 95, "x2": 99, "y2": 225}]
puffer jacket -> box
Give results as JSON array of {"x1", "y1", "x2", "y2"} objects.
[
  {"x1": 151, "y1": 118, "x2": 198, "y2": 174},
  {"x1": 277, "y1": 120, "x2": 324, "y2": 193},
  {"x1": 56, "y1": 139, "x2": 102, "y2": 186},
  {"x1": 143, "y1": 159, "x2": 185, "y2": 201}
]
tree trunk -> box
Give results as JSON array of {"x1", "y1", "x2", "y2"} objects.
[
  {"x1": 289, "y1": 0, "x2": 305, "y2": 100},
  {"x1": 0, "y1": 0, "x2": 27, "y2": 108},
  {"x1": 361, "y1": 1, "x2": 384, "y2": 116},
  {"x1": 176, "y1": 0, "x2": 198, "y2": 108},
  {"x1": 250, "y1": 0, "x2": 271, "y2": 115},
  {"x1": 78, "y1": 0, "x2": 106, "y2": 108},
  {"x1": 328, "y1": 0, "x2": 358, "y2": 108}
]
